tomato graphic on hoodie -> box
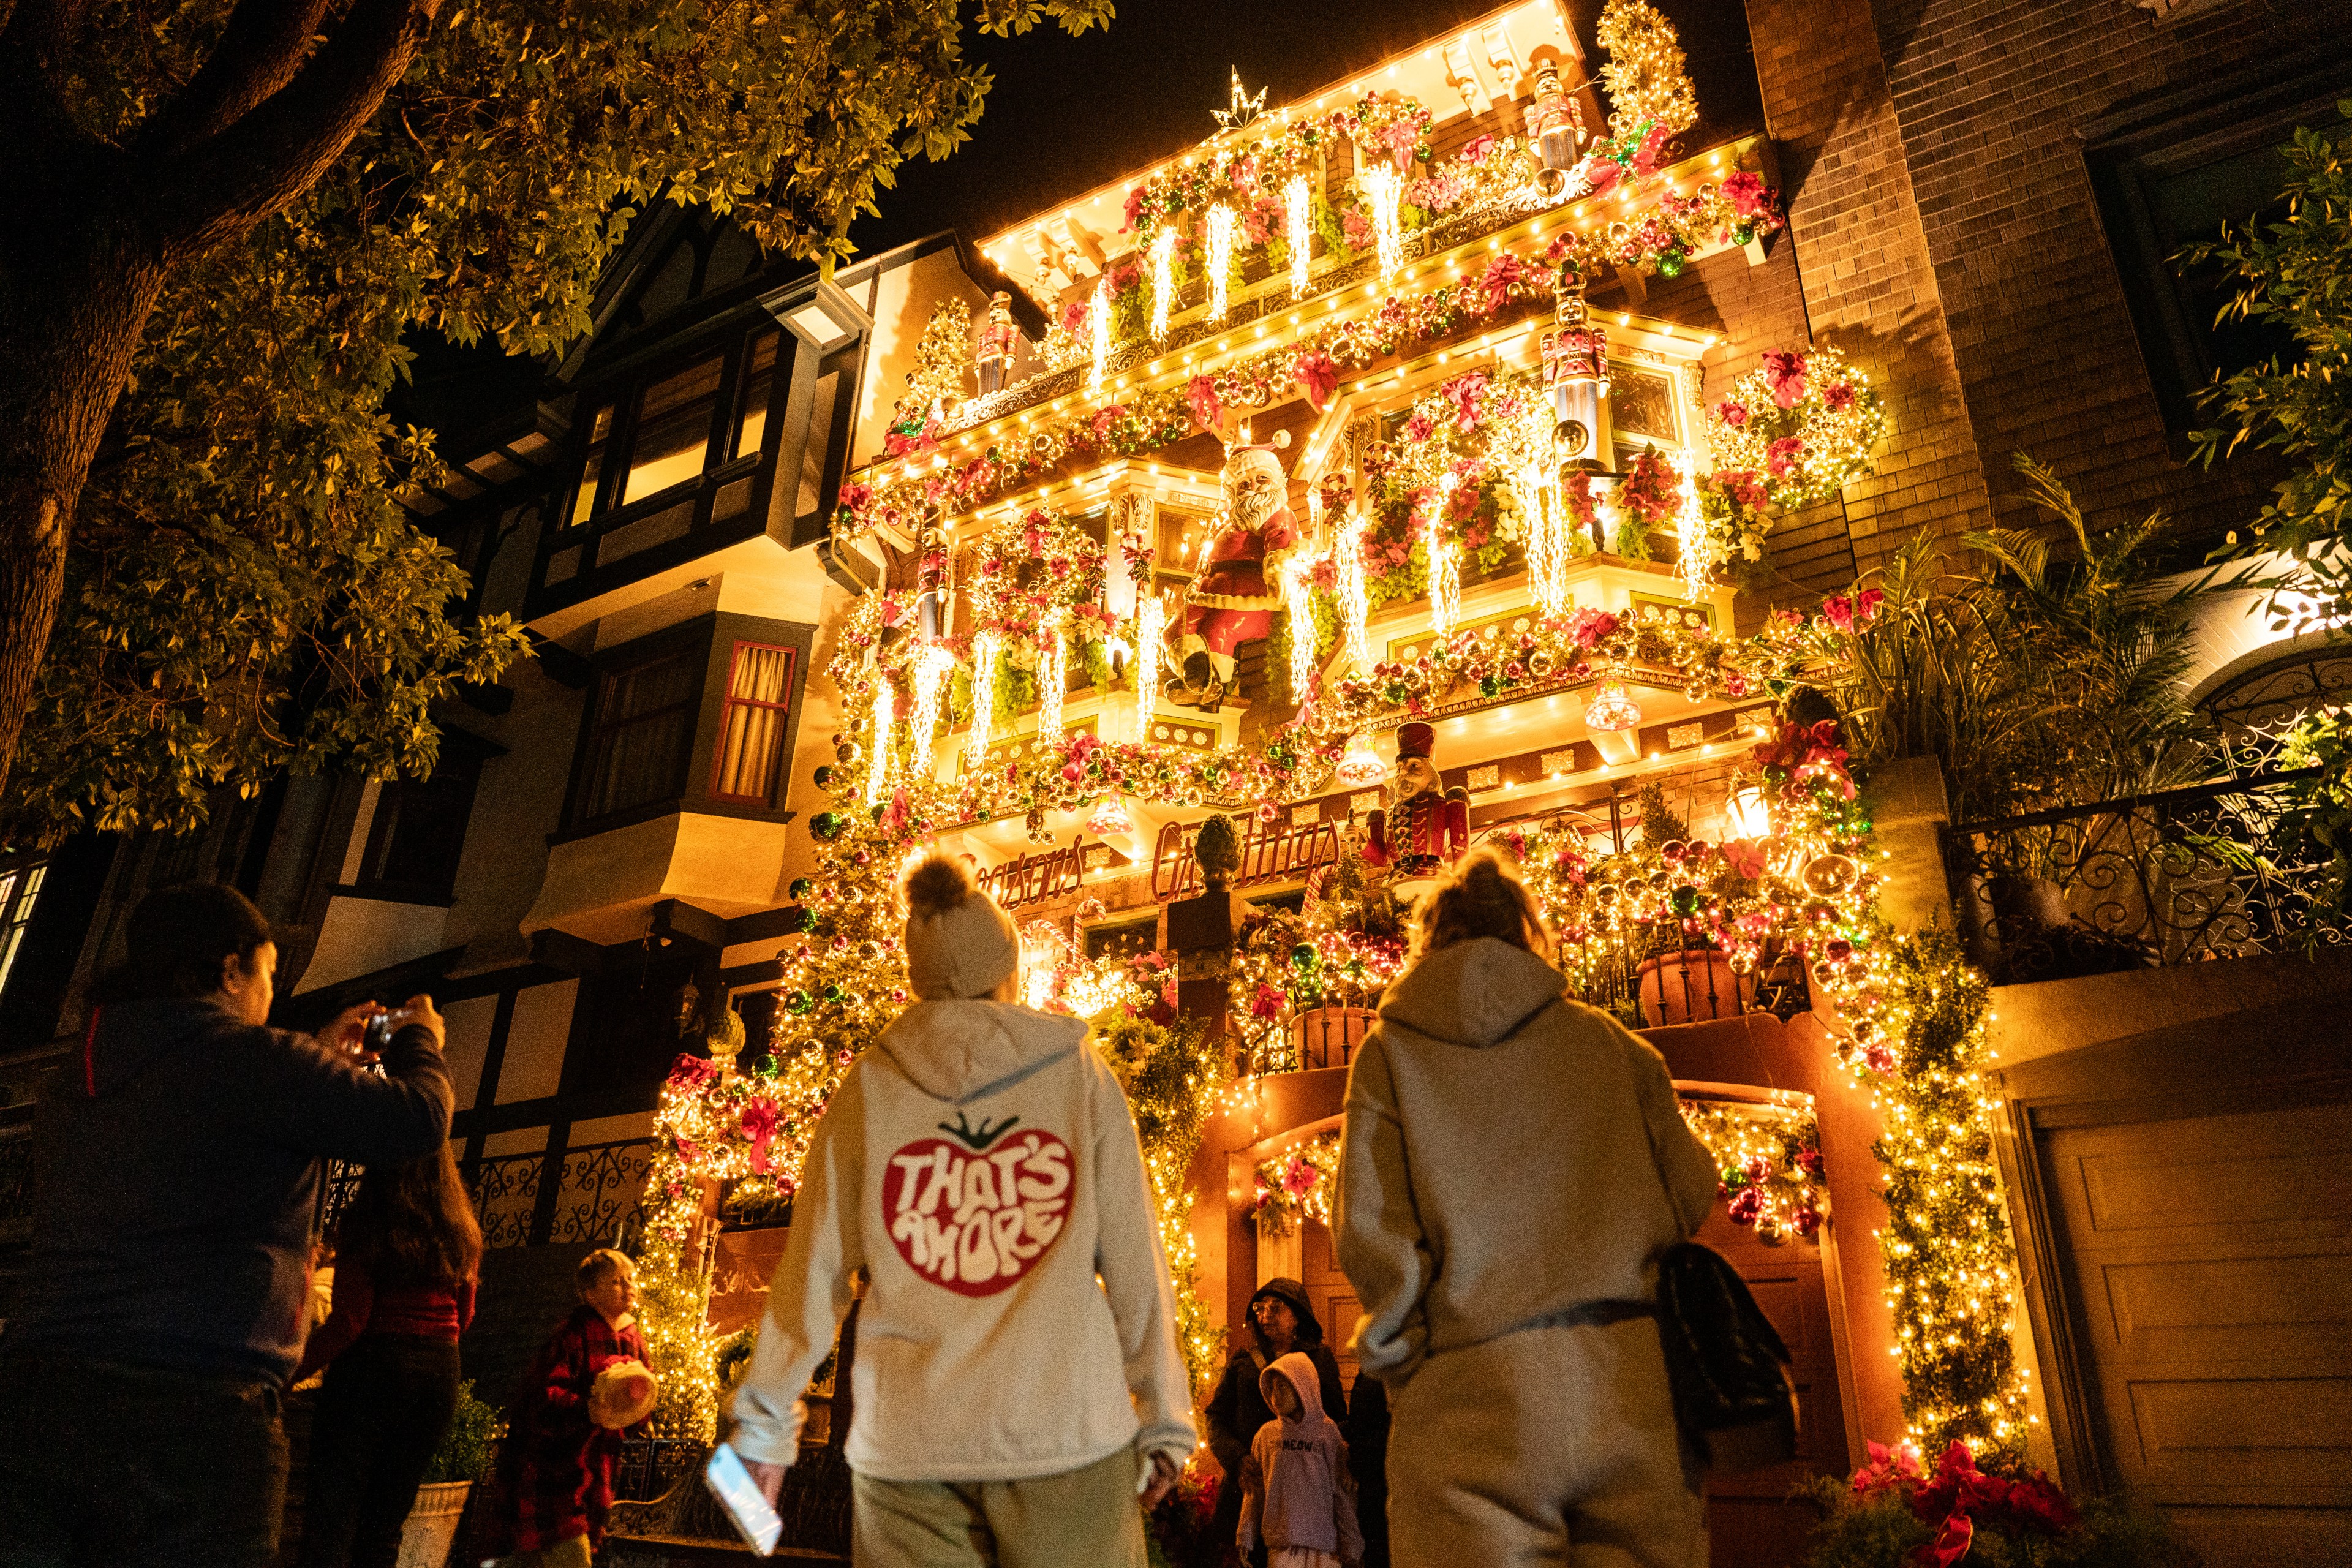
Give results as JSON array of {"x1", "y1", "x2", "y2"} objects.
[{"x1": 883, "y1": 1118, "x2": 1072, "y2": 1297}]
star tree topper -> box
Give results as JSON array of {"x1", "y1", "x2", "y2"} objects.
[{"x1": 1212, "y1": 68, "x2": 1268, "y2": 132}]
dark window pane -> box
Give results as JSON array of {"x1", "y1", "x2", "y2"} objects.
[
  {"x1": 622, "y1": 358, "x2": 722, "y2": 504},
  {"x1": 571, "y1": 404, "x2": 614, "y2": 526},
  {"x1": 736, "y1": 331, "x2": 782, "y2": 460},
  {"x1": 581, "y1": 651, "x2": 699, "y2": 821}
]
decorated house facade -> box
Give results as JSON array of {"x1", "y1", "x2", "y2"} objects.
[{"x1": 1, "y1": 2, "x2": 2349, "y2": 1565}]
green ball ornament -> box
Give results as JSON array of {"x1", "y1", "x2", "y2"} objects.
[
  {"x1": 1657, "y1": 248, "x2": 1686, "y2": 279},
  {"x1": 787, "y1": 876, "x2": 815, "y2": 902},
  {"x1": 1291, "y1": 943, "x2": 1319, "y2": 970},
  {"x1": 784, "y1": 907, "x2": 815, "y2": 935},
  {"x1": 1732, "y1": 225, "x2": 1755, "y2": 247},
  {"x1": 812, "y1": 766, "x2": 835, "y2": 789},
  {"x1": 1669, "y1": 884, "x2": 1702, "y2": 918},
  {"x1": 822, "y1": 983, "x2": 845, "y2": 1005},
  {"x1": 785, "y1": 989, "x2": 815, "y2": 1016},
  {"x1": 810, "y1": 810, "x2": 846, "y2": 841}
]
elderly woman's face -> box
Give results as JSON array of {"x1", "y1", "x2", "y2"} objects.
[{"x1": 1254, "y1": 1297, "x2": 1298, "y2": 1344}]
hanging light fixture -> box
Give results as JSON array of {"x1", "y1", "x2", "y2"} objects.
[
  {"x1": 1584, "y1": 680, "x2": 1643, "y2": 764},
  {"x1": 1727, "y1": 778, "x2": 1771, "y2": 840},
  {"x1": 1086, "y1": 795, "x2": 1134, "y2": 837},
  {"x1": 1336, "y1": 731, "x2": 1388, "y2": 786}
]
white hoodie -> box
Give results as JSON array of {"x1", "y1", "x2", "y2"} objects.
[{"x1": 727, "y1": 998, "x2": 1199, "y2": 1482}]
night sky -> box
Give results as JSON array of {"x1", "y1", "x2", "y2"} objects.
[
  {"x1": 848, "y1": 0, "x2": 1766, "y2": 257},
  {"x1": 396, "y1": 0, "x2": 1765, "y2": 432}
]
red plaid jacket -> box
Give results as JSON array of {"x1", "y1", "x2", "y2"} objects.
[{"x1": 480, "y1": 1304, "x2": 650, "y2": 1554}]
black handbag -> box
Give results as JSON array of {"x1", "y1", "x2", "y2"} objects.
[{"x1": 1653, "y1": 1240, "x2": 1799, "y2": 1473}]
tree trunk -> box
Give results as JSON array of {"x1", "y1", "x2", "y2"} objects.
[{"x1": 0, "y1": 215, "x2": 169, "y2": 820}]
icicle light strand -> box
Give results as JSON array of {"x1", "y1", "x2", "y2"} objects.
[
  {"x1": 1205, "y1": 205, "x2": 1234, "y2": 323},
  {"x1": 1149, "y1": 229, "x2": 1177, "y2": 341},
  {"x1": 1285, "y1": 176, "x2": 1312, "y2": 298},
  {"x1": 1037, "y1": 613, "x2": 1068, "y2": 742},
  {"x1": 966, "y1": 630, "x2": 1000, "y2": 769},
  {"x1": 1336, "y1": 513, "x2": 1371, "y2": 672},
  {"x1": 907, "y1": 644, "x2": 952, "y2": 782},
  {"x1": 1362, "y1": 165, "x2": 1405, "y2": 279},
  {"x1": 1134, "y1": 589, "x2": 1164, "y2": 742},
  {"x1": 1087, "y1": 281, "x2": 1108, "y2": 398},
  {"x1": 865, "y1": 676, "x2": 893, "y2": 805}
]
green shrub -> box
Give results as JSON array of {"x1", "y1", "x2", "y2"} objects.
[{"x1": 423, "y1": 1379, "x2": 499, "y2": 1485}]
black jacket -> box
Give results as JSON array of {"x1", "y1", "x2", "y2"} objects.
[
  {"x1": 1204, "y1": 1276, "x2": 1349, "y2": 1473},
  {"x1": 6, "y1": 995, "x2": 452, "y2": 1385}
]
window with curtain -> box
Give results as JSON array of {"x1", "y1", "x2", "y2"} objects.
[
  {"x1": 709, "y1": 641, "x2": 797, "y2": 804},
  {"x1": 0, "y1": 860, "x2": 45, "y2": 997},
  {"x1": 578, "y1": 649, "x2": 701, "y2": 823}
]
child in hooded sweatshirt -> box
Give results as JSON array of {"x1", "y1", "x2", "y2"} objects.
[
  {"x1": 727, "y1": 856, "x2": 1196, "y2": 1568},
  {"x1": 1239, "y1": 1352, "x2": 1364, "y2": 1568}
]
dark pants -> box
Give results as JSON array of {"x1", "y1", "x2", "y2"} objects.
[
  {"x1": 298, "y1": 1335, "x2": 462, "y2": 1568},
  {"x1": 0, "y1": 1352, "x2": 287, "y2": 1567}
]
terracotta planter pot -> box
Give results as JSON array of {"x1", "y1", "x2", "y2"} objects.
[
  {"x1": 397, "y1": 1480, "x2": 472, "y2": 1568},
  {"x1": 1289, "y1": 1005, "x2": 1374, "y2": 1071},
  {"x1": 1634, "y1": 951, "x2": 1751, "y2": 1027}
]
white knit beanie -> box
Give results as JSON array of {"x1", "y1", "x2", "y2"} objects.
[{"x1": 902, "y1": 855, "x2": 1020, "y2": 1000}]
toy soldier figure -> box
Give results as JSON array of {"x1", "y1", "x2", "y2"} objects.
[
  {"x1": 1540, "y1": 276, "x2": 1611, "y2": 467},
  {"x1": 1525, "y1": 53, "x2": 1588, "y2": 197},
  {"x1": 974, "y1": 291, "x2": 1019, "y2": 396},
  {"x1": 1164, "y1": 432, "x2": 1300, "y2": 713},
  {"x1": 1363, "y1": 723, "x2": 1469, "y2": 889}
]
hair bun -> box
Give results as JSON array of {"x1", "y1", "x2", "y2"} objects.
[{"x1": 904, "y1": 854, "x2": 976, "y2": 921}]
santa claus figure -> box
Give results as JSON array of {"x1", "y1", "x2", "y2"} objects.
[
  {"x1": 1165, "y1": 434, "x2": 1301, "y2": 711},
  {"x1": 1364, "y1": 723, "x2": 1469, "y2": 881}
]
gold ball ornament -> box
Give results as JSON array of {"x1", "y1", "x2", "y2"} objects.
[{"x1": 1802, "y1": 853, "x2": 1858, "y2": 894}]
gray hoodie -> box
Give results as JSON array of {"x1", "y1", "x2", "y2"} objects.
[
  {"x1": 728, "y1": 998, "x2": 1197, "y2": 1482},
  {"x1": 1239, "y1": 1351, "x2": 1364, "y2": 1562},
  {"x1": 1333, "y1": 937, "x2": 1719, "y2": 1385}
]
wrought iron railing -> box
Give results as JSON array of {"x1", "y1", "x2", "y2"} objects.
[
  {"x1": 547, "y1": 1139, "x2": 653, "y2": 1246},
  {"x1": 1943, "y1": 769, "x2": 2348, "y2": 982},
  {"x1": 1245, "y1": 944, "x2": 1812, "y2": 1075},
  {"x1": 469, "y1": 1150, "x2": 545, "y2": 1251}
]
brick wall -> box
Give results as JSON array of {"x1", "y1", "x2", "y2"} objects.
[
  {"x1": 1744, "y1": 0, "x2": 1999, "y2": 589},
  {"x1": 1866, "y1": 0, "x2": 2331, "y2": 542}
]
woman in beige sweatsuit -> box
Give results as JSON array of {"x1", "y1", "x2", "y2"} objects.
[{"x1": 1333, "y1": 849, "x2": 1721, "y2": 1568}]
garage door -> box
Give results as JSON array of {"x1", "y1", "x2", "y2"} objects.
[{"x1": 2041, "y1": 1099, "x2": 2352, "y2": 1567}]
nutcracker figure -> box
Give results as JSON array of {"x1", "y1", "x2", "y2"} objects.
[
  {"x1": 974, "y1": 292, "x2": 1020, "y2": 396},
  {"x1": 1363, "y1": 723, "x2": 1469, "y2": 883},
  {"x1": 1163, "y1": 432, "x2": 1302, "y2": 712},
  {"x1": 1540, "y1": 277, "x2": 1611, "y2": 468},
  {"x1": 1524, "y1": 53, "x2": 1588, "y2": 198}
]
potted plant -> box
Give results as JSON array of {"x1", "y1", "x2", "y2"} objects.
[
  {"x1": 402, "y1": 1379, "x2": 497, "y2": 1568},
  {"x1": 1628, "y1": 783, "x2": 1752, "y2": 1026}
]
